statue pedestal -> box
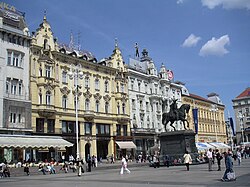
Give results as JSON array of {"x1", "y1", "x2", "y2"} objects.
[{"x1": 159, "y1": 130, "x2": 198, "y2": 164}]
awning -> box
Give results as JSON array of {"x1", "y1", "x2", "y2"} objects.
[
  {"x1": 208, "y1": 142, "x2": 230, "y2": 149},
  {"x1": 196, "y1": 142, "x2": 215, "y2": 150},
  {"x1": 116, "y1": 141, "x2": 136, "y2": 149},
  {"x1": 0, "y1": 134, "x2": 73, "y2": 148}
]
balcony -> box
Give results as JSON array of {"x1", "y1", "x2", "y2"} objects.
[
  {"x1": 37, "y1": 104, "x2": 56, "y2": 117},
  {"x1": 4, "y1": 93, "x2": 29, "y2": 101},
  {"x1": 116, "y1": 114, "x2": 130, "y2": 123},
  {"x1": 83, "y1": 110, "x2": 95, "y2": 121}
]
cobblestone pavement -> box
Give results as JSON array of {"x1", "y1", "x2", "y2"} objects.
[{"x1": 1, "y1": 158, "x2": 250, "y2": 187}]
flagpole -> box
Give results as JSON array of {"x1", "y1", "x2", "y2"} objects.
[{"x1": 228, "y1": 110, "x2": 233, "y2": 150}]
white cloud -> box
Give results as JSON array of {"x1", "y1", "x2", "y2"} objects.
[
  {"x1": 182, "y1": 34, "x2": 201, "y2": 47},
  {"x1": 199, "y1": 35, "x2": 230, "y2": 57},
  {"x1": 177, "y1": 0, "x2": 184, "y2": 4},
  {"x1": 201, "y1": 0, "x2": 250, "y2": 10}
]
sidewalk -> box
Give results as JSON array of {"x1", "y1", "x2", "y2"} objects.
[{"x1": 7, "y1": 160, "x2": 148, "y2": 177}]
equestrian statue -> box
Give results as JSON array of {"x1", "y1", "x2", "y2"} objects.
[{"x1": 162, "y1": 99, "x2": 190, "y2": 131}]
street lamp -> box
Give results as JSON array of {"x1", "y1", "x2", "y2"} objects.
[
  {"x1": 238, "y1": 112, "x2": 245, "y2": 143},
  {"x1": 68, "y1": 63, "x2": 84, "y2": 176},
  {"x1": 210, "y1": 104, "x2": 218, "y2": 142}
]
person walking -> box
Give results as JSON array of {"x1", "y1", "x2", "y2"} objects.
[
  {"x1": 120, "y1": 155, "x2": 130, "y2": 175},
  {"x1": 183, "y1": 151, "x2": 192, "y2": 171},
  {"x1": 221, "y1": 151, "x2": 235, "y2": 181},
  {"x1": 207, "y1": 148, "x2": 213, "y2": 171},
  {"x1": 236, "y1": 149, "x2": 242, "y2": 166},
  {"x1": 216, "y1": 149, "x2": 223, "y2": 171},
  {"x1": 24, "y1": 163, "x2": 30, "y2": 176}
]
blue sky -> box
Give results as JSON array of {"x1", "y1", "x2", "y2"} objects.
[{"x1": 5, "y1": 0, "x2": 250, "y2": 119}]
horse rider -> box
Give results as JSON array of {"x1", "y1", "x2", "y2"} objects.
[{"x1": 170, "y1": 99, "x2": 178, "y2": 119}]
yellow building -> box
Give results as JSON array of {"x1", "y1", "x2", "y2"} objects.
[
  {"x1": 29, "y1": 15, "x2": 131, "y2": 161},
  {"x1": 182, "y1": 93, "x2": 227, "y2": 143}
]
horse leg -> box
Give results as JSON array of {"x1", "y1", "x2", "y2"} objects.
[
  {"x1": 182, "y1": 120, "x2": 187, "y2": 130},
  {"x1": 170, "y1": 121, "x2": 176, "y2": 131}
]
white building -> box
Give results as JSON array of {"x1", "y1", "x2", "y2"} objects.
[
  {"x1": 0, "y1": 4, "x2": 32, "y2": 162},
  {"x1": 127, "y1": 49, "x2": 182, "y2": 155}
]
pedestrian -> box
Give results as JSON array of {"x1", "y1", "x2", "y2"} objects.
[
  {"x1": 38, "y1": 163, "x2": 46, "y2": 175},
  {"x1": 206, "y1": 148, "x2": 213, "y2": 171},
  {"x1": 153, "y1": 154, "x2": 159, "y2": 168},
  {"x1": 165, "y1": 155, "x2": 170, "y2": 168},
  {"x1": 0, "y1": 163, "x2": 3, "y2": 178},
  {"x1": 183, "y1": 151, "x2": 192, "y2": 171},
  {"x1": 221, "y1": 151, "x2": 236, "y2": 181},
  {"x1": 120, "y1": 155, "x2": 130, "y2": 175},
  {"x1": 24, "y1": 163, "x2": 30, "y2": 176},
  {"x1": 236, "y1": 149, "x2": 241, "y2": 166},
  {"x1": 111, "y1": 154, "x2": 114, "y2": 164},
  {"x1": 215, "y1": 149, "x2": 223, "y2": 171},
  {"x1": 3, "y1": 165, "x2": 10, "y2": 177}
]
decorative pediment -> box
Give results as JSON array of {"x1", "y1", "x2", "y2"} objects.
[
  {"x1": 94, "y1": 93, "x2": 102, "y2": 101},
  {"x1": 83, "y1": 89, "x2": 92, "y2": 99},
  {"x1": 72, "y1": 90, "x2": 82, "y2": 97},
  {"x1": 44, "y1": 82, "x2": 55, "y2": 91},
  {"x1": 103, "y1": 95, "x2": 111, "y2": 102},
  {"x1": 60, "y1": 86, "x2": 70, "y2": 95}
]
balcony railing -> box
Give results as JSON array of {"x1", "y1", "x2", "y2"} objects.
[{"x1": 4, "y1": 93, "x2": 29, "y2": 101}]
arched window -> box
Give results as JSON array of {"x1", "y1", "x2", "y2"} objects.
[
  {"x1": 95, "y1": 79, "x2": 99, "y2": 90},
  {"x1": 44, "y1": 39, "x2": 48, "y2": 49},
  {"x1": 39, "y1": 93, "x2": 42, "y2": 104},
  {"x1": 62, "y1": 95, "x2": 67, "y2": 109},
  {"x1": 96, "y1": 100, "x2": 100, "y2": 112},
  {"x1": 104, "y1": 80, "x2": 109, "y2": 92},
  {"x1": 46, "y1": 91, "x2": 51, "y2": 105},
  {"x1": 117, "y1": 103, "x2": 120, "y2": 114},
  {"x1": 122, "y1": 103, "x2": 126, "y2": 114},
  {"x1": 105, "y1": 102, "x2": 109, "y2": 113},
  {"x1": 85, "y1": 99, "x2": 90, "y2": 111}
]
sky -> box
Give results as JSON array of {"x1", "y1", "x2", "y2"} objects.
[{"x1": 4, "y1": 0, "x2": 250, "y2": 119}]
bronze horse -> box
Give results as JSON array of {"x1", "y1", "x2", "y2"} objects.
[{"x1": 162, "y1": 104, "x2": 190, "y2": 131}]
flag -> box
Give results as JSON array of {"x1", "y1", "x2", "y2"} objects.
[
  {"x1": 192, "y1": 108, "x2": 198, "y2": 134},
  {"x1": 229, "y1": 117, "x2": 235, "y2": 136}
]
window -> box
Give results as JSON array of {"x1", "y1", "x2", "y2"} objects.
[
  {"x1": 123, "y1": 125, "x2": 127, "y2": 136},
  {"x1": 96, "y1": 100, "x2": 100, "y2": 112},
  {"x1": 18, "y1": 82, "x2": 22, "y2": 95},
  {"x1": 85, "y1": 99, "x2": 90, "y2": 111},
  {"x1": 7, "y1": 51, "x2": 23, "y2": 68},
  {"x1": 104, "y1": 81, "x2": 109, "y2": 92},
  {"x1": 62, "y1": 95, "x2": 67, "y2": 109},
  {"x1": 47, "y1": 119, "x2": 55, "y2": 133},
  {"x1": 10, "y1": 113, "x2": 16, "y2": 123},
  {"x1": 62, "y1": 121, "x2": 76, "y2": 134},
  {"x1": 122, "y1": 103, "x2": 126, "y2": 114},
  {"x1": 39, "y1": 67, "x2": 42, "y2": 76},
  {"x1": 62, "y1": 71, "x2": 67, "y2": 83},
  {"x1": 116, "y1": 124, "x2": 121, "y2": 136},
  {"x1": 45, "y1": 65, "x2": 51, "y2": 78},
  {"x1": 138, "y1": 83, "x2": 141, "y2": 92},
  {"x1": 145, "y1": 84, "x2": 148, "y2": 93},
  {"x1": 131, "y1": 82, "x2": 134, "y2": 90},
  {"x1": 11, "y1": 79, "x2": 18, "y2": 95},
  {"x1": 96, "y1": 124, "x2": 110, "y2": 135},
  {"x1": 105, "y1": 102, "x2": 109, "y2": 113},
  {"x1": 132, "y1": 99, "x2": 135, "y2": 109},
  {"x1": 46, "y1": 91, "x2": 51, "y2": 105},
  {"x1": 117, "y1": 103, "x2": 120, "y2": 114},
  {"x1": 95, "y1": 79, "x2": 100, "y2": 91},
  {"x1": 39, "y1": 93, "x2": 42, "y2": 104},
  {"x1": 116, "y1": 83, "x2": 119, "y2": 92},
  {"x1": 36, "y1": 118, "x2": 44, "y2": 132},
  {"x1": 18, "y1": 114, "x2": 21, "y2": 123},
  {"x1": 85, "y1": 122, "x2": 92, "y2": 135},
  {"x1": 121, "y1": 83, "x2": 124, "y2": 93},
  {"x1": 85, "y1": 77, "x2": 90, "y2": 88}
]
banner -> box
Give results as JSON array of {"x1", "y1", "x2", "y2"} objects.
[
  {"x1": 192, "y1": 108, "x2": 198, "y2": 134},
  {"x1": 229, "y1": 117, "x2": 235, "y2": 136}
]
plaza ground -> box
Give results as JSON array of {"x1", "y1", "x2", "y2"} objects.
[{"x1": 1, "y1": 158, "x2": 250, "y2": 187}]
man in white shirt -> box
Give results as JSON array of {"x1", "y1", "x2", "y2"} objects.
[
  {"x1": 207, "y1": 148, "x2": 213, "y2": 171},
  {"x1": 120, "y1": 155, "x2": 131, "y2": 174}
]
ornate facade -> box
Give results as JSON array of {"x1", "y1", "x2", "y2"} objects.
[
  {"x1": 127, "y1": 49, "x2": 182, "y2": 155},
  {"x1": 30, "y1": 15, "x2": 130, "y2": 161},
  {"x1": 180, "y1": 84, "x2": 227, "y2": 143}
]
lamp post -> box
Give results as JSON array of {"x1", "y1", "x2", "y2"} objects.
[
  {"x1": 238, "y1": 112, "x2": 245, "y2": 143},
  {"x1": 68, "y1": 63, "x2": 83, "y2": 176},
  {"x1": 210, "y1": 104, "x2": 218, "y2": 142}
]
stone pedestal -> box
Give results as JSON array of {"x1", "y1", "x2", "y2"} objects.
[{"x1": 159, "y1": 130, "x2": 198, "y2": 164}]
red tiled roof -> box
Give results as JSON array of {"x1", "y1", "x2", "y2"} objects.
[{"x1": 236, "y1": 87, "x2": 250, "y2": 99}]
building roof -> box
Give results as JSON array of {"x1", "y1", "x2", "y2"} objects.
[
  {"x1": 236, "y1": 87, "x2": 250, "y2": 99},
  {"x1": 189, "y1": 93, "x2": 211, "y2": 103}
]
